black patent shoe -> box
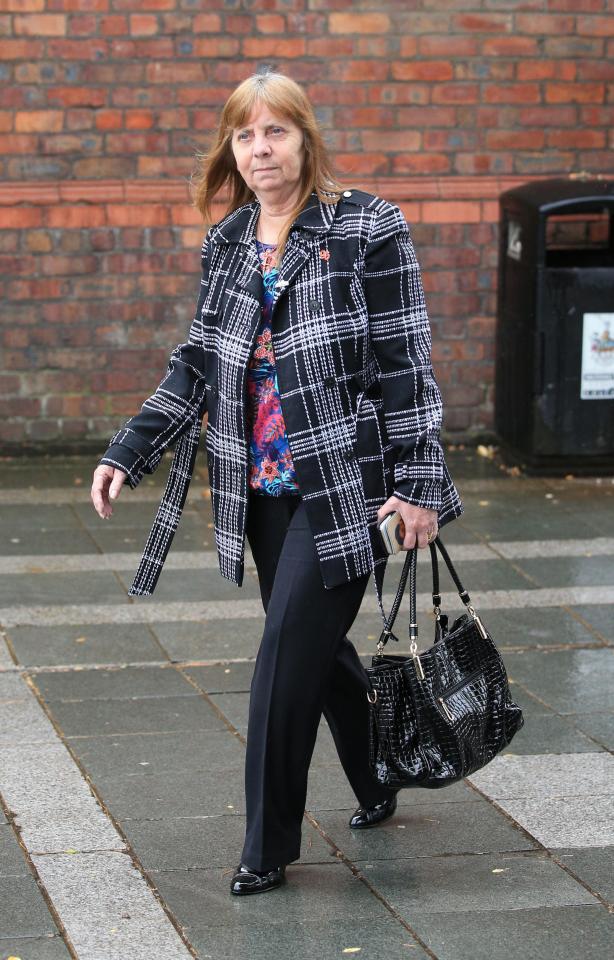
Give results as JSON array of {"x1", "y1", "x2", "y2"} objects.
[
  {"x1": 349, "y1": 791, "x2": 398, "y2": 829},
  {"x1": 230, "y1": 863, "x2": 286, "y2": 896}
]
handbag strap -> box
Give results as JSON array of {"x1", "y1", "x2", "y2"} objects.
[{"x1": 375, "y1": 536, "x2": 488, "y2": 661}]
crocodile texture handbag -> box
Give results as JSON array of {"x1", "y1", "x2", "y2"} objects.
[{"x1": 365, "y1": 536, "x2": 524, "y2": 790}]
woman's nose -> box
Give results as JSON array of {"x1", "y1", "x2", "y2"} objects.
[{"x1": 253, "y1": 133, "x2": 272, "y2": 156}]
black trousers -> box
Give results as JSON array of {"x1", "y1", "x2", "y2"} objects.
[{"x1": 241, "y1": 490, "x2": 395, "y2": 871}]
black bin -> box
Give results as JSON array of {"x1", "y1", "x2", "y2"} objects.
[{"x1": 495, "y1": 177, "x2": 614, "y2": 475}]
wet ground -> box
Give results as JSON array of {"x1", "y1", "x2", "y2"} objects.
[{"x1": 0, "y1": 447, "x2": 612, "y2": 959}]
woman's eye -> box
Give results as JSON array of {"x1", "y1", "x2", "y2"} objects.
[
  {"x1": 271, "y1": 127, "x2": 284, "y2": 135},
  {"x1": 237, "y1": 131, "x2": 251, "y2": 142}
]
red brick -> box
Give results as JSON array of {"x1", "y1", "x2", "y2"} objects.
[
  {"x1": 422, "y1": 202, "x2": 481, "y2": 224},
  {"x1": 515, "y1": 14, "x2": 575, "y2": 34},
  {"x1": 307, "y1": 37, "x2": 354, "y2": 57},
  {"x1": 431, "y1": 84, "x2": 480, "y2": 104},
  {"x1": 193, "y1": 38, "x2": 240, "y2": 58},
  {"x1": 2, "y1": 39, "x2": 44, "y2": 58},
  {"x1": 577, "y1": 15, "x2": 614, "y2": 36},
  {"x1": 363, "y1": 130, "x2": 421, "y2": 152},
  {"x1": 47, "y1": 87, "x2": 107, "y2": 108},
  {"x1": 256, "y1": 14, "x2": 285, "y2": 33},
  {"x1": 547, "y1": 129, "x2": 606, "y2": 148},
  {"x1": 398, "y1": 37, "x2": 419, "y2": 57},
  {"x1": 1, "y1": 207, "x2": 43, "y2": 228},
  {"x1": 100, "y1": 15, "x2": 127, "y2": 36},
  {"x1": 454, "y1": 13, "x2": 512, "y2": 32},
  {"x1": 15, "y1": 111, "x2": 64, "y2": 133},
  {"x1": 13, "y1": 13, "x2": 66, "y2": 34},
  {"x1": 334, "y1": 152, "x2": 389, "y2": 175},
  {"x1": 418, "y1": 36, "x2": 478, "y2": 57},
  {"x1": 45, "y1": 207, "x2": 106, "y2": 229},
  {"x1": 546, "y1": 83, "x2": 605, "y2": 103},
  {"x1": 329, "y1": 12, "x2": 389, "y2": 34},
  {"x1": 242, "y1": 37, "x2": 306, "y2": 58},
  {"x1": 129, "y1": 14, "x2": 158, "y2": 35},
  {"x1": 481, "y1": 37, "x2": 539, "y2": 56},
  {"x1": 70, "y1": 14, "x2": 96, "y2": 35},
  {"x1": 485, "y1": 130, "x2": 545, "y2": 150},
  {"x1": 484, "y1": 84, "x2": 541, "y2": 103},
  {"x1": 392, "y1": 61, "x2": 454, "y2": 82},
  {"x1": 329, "y1": 61, "x2": 390, "y2": 83}
]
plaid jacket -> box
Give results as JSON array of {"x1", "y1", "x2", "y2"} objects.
[{"x1": 100, "y1": 188, "x2": 463, "y2": 597}]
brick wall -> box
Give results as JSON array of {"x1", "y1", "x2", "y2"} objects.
[{"x1": 1, "y1": 0, "x2": 613, "y2": 453}]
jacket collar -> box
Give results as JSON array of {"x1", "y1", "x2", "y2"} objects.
[{"x1": 210, "y1": 191, "x2": 338, "y2": 246}]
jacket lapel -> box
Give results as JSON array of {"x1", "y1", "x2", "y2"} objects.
[{"x1": 211, "y1": 191, "x2": 338, "y2": 310}]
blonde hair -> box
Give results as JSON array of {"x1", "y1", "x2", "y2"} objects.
[{"x1": 190, "y1": 71, "x2": 344, "y2": 261}]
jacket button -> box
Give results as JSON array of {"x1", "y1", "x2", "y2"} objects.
[
  {"x1": 323, "y1": 375, "x2": 336, "y2": 388},
  {"x1": 343, "y1": 448, "x2": 355, "y2": 461},
  {"x1": 309, "y1": 298, "x2": 321, "y2": 313},
  {"x1": 343, "y1": 190, "x2": 352, "y2": 198}
]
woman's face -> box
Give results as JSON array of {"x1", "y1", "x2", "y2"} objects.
[{"x1": 231, "y1": 102, "x2": 305, "y2": 204}]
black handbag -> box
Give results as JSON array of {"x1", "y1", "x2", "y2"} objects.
[{"x1": 365, "y1": 536, "x2": 524, "y2": 790}]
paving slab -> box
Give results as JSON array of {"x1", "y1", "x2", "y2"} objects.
[
  {"x1": 570, "y1": 711, "x2": 614, "y2": 750},
  {"x1": 0, "y1": 875, "x2": 60, "y2": 940},
  {"x1": 570, "y1": 604, "x2": 614, "y2": 643},
  {"x1": 471, "y1": 605, "x2": 601, "y2": 648},
  {"x1": 468, "y1": 752, "x2": 614, "y2": 799},
  {"x1": 0, "y1": 937, "x2": 72, "y2": 960},
  {"x1": 47, "y1": 694, "x2": 228, "y2": 738},
  {"x1": 180, "y1": 917, "x2": 430, "y2": 960},
  {"x1": 182, "y1": 661, "x2": 255, "y2": 694},
  {"x1": 506, "y1": 648, "x2": 614, "y2": 713},
  {"x1": 32, "y1": 851, "x2": 192, "y2": 960},
  {"x1": 1, "y1": 529, "x2": 97, "y2": 556},
  {"x1": 406, "y1": 904, "x2": 614, "y2": 960},
  {"x1": 500, "y1": 710, "x2": 604, "y2": 754},
  {"x1": 0, "y1": 671, "x2": 29, "y2": 701},
  {"x1": 493, "y1": 796, "x2": 614, "y2": 849},
  {"x1": 515, "y1": 554, "x2": 614, "y2": 588},
  {"x1": 0, "y1": 698, "x2": 58, "y2": 747},
  {"x1": 355, "y1": 851, "x2": 596, "y2": 915},
  {"x1": 150, "y1": 620, "x2": 263, "y2": 661},
  {"x1": 68, "y1": 729, "x2": 246, "y2": 780},
  {"x1": 7, "y1": 623, "x2": 164, "y2": 668},
  {"x1": 0, "y1": 823, "x2": 31, "y2": 877},
  {"x1": 118, "y1": 567, "x2": 263, "y2": 603},
  {"x1": 120, "y1": 815, "x2": 335, "y2": 871},
  {"x1": 150, "y1": 862, "x2": 391, "y2": 926},
  {"x1": 313, "y1": 798, "x2": 535, "y2": 862},
  {"x1": 553, "y1": 846, "x2": 614, "y2": 904},
  {"x1": 19, "y1": 810, "x2": 126, "y2": 855},
  {"x1": 0, "y1": 571, "x2": 127, "y2": 607},
  {"x1": 32, "y1": 664, "x2": 198, "y2": 702},
  {"x1": 95, "y1": 766, "x2": 245, "y2": 821},
  {"x1": 207, "y1": 691, "x2": 250, "y2": 729}
]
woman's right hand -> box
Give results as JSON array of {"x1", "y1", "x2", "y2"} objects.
[{"x1": 91, "y1": 465, "x2": 127, "y2": 519}]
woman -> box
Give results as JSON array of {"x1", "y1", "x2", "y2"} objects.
[{"x1": 91, "y1": 71, "x2": 463, "y2": 896}]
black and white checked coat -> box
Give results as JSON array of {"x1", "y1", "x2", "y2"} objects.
[{"x1": 100, "y1": 188, "x2": 463, "y2": 598}]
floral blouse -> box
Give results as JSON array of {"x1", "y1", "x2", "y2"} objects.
[{"x1": 245, "y1": 240, "x2": 300, "y2": 496}]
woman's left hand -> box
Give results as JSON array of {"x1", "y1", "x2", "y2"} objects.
[{"x1": 376, "y1": 496, "x2": 439, "y2": 550}]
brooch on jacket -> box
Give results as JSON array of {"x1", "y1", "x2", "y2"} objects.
[{"x1": 320, "y1": 249, "x2": 331, "y2": 261}]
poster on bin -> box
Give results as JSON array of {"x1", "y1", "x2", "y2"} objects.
[{"x1": 581, "y1": 313, "x2": 614, "y2": 400}]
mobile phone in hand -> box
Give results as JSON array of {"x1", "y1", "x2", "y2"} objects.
[{"x1": 378, "y1": 510, "x2": 405, "y2": 555}]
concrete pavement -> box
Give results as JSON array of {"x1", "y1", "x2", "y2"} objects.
[{"x1": 0, "y1": 448, "x2": 612, "y2": 960}]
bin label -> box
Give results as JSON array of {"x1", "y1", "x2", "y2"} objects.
[
  {"x1": 506, "y1": 220, "x2": 522, "y2": 261},
  {"x1": 581, "y1": 313, "x2": 614, "y2": 400}
]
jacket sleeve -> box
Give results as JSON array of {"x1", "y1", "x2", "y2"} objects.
[
  {"x1": 363, "y1": 202, "x2": 445, "y2": 512},
  {"x1": 98, "y1": 234, "x2": 211, "y2": 490}
]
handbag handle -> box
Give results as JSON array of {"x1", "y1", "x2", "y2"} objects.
[{"x1": 375, "y1": 537, "x2": 488, "y2": 674}]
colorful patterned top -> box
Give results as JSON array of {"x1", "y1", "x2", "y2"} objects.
[{"x1": 245, "y1": 240, "x2": 300, "y2": 496}]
